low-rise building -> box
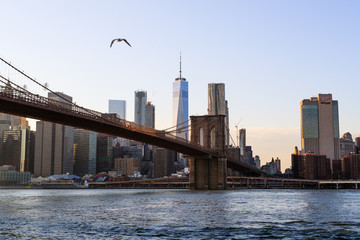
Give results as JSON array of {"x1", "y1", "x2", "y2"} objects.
[{"x1": 0, "y1": 165, "x2": 31, "y2": 186}]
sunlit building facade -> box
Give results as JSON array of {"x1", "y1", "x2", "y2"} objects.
[
  {"x1": 208, "y1": 83, "x2": 229, "y2": 145},
  {"x1": 300, "y1": 94, "x2": 340, "y2": 169}
]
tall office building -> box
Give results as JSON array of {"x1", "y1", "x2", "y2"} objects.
[
  {"x1": 73, "y1": 129, "x2": 97, "y2": 176},
  {"x1": 208, "y1": 83, "x2": 229, "y2": 145},
  {"x1": 239, "y1": 128, "x2": 246, "y2": 156},
  {"x1": 145, "y1": 101, "x2": 155, "y2": 128},
  {"x1": 34, "y1": 92, "x2": 74, "y2": 177},
  {"x1": 208, "y1": 83, "x2": 225, "y2": 115},
  {"x1": 96, "y1": 133, "x2": 114, "y2": 173},
  {"x1": 135, "y1": 91, "x2": 147, "y2": 125},
  {"x1": 172, "y1": 55, "x2": 188, "y2": 140},
  {"x1": 2, "y1": 126, "x2": 32, "y2": 172},
  {"x1": 108, "y1": 100, "x2": 126, "y2": 119},
  {"x1": 300, "y1": 94, "x2": 340, "y2": 168},
  {"x1": 34, "y1": 121, "x2": 74, "y2": 177},
  {"x1": 0, "y1": 120, "x2": 11, "y2": 166},
  {"x1": 153, "y1": 147, "x2": 176, "y2": 178}
]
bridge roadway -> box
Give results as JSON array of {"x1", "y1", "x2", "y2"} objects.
[{"x1": 0, "y1": 86, "x2": 262, "y2": 175}]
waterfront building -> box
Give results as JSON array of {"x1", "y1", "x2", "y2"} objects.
[
  {"x1": 114, "y1": 157, "x2": 140, "y2": 176},
  {"x1": 97, "y1": 133, "x2": 114, "y2": 173},
  {"x1": 2, "y1": 126, "x2": 33, "y2": 172},
  {"x1": 291, "y1": 152, "x2": 331, "y2": 180},
  {"x1": 300, "y1": 94, "x2": 340, "y2": 168},
  {"x1": 73, "y1": 129, "x2": 97, "y2": 176},
  {"x1": 108, "y1": 100, "x2": 126, "y2": 119},
  {"x1": 0, "y1": 165, "x2": 31, "y2": 186},
  {"x1": 341, "y1": 154, "x2": 360, "y2": 179},
  {"x1": 340, "y1": 132, "x2": 355, "y2": 157},
  {"x1": 145, "y1": 101, "x2": 155, "y2": 128},
  {"x1": 134, "y1": 90, "x2": 147, "y2": 125}
]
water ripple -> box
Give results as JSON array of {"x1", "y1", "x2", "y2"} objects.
[{"x1": 1, "y1": 189, "x2": 360, "y2": 239}]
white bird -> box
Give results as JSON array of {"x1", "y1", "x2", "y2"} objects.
[{"x1": 110, "y1": 38, "x2": 132, "y2": 48}]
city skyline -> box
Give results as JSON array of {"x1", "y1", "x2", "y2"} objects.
[{"x1": 1, "y1": 1, "x2": 360, "y2": 169}]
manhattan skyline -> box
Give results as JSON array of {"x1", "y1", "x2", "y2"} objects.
[{"x1": 1, "y1": 1, "x2": 360, "y2": 170}]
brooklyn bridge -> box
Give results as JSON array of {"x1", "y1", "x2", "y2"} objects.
[{"x1": 0, "y1": 57, "x2": 263, "y2": 189}]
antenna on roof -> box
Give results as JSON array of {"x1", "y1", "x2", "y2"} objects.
[{"x1": 179, "y1": 52, "x2": 182, "y2": 79}]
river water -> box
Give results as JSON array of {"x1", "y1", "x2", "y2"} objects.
[{"x1": 0, "y1": 189, "x2": 360, "y2": 239}]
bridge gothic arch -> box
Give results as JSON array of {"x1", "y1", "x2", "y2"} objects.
[{"x1": 189, "y1": 115, "x2": 227, "y2": 190}]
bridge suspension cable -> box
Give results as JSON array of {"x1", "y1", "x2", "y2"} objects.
[
  {"x1": 0, "y1": 57, "x2": 73, "y2": 105},
  {"x1": 161, "y1": 118, "x2": 190, "y2": 131}
]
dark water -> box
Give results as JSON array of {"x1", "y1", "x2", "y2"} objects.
[{"x1": 1, "y1": 189, "x2": 360, "y2": 239}]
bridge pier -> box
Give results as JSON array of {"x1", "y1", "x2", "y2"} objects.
[
  {"x1": 189, "y1": 115, "x2": 227, "y2": 190},
  {"x1": 189, "y1": 156, "x2": 227, "y2": 190}
]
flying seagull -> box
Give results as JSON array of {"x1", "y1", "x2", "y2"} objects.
[{"x1": 110, "y1": 38, "x2": 132, "y2": 48}]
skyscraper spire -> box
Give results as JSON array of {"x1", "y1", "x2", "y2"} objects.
[{"x1": 179, "y1": 52, "x2": 182, "y2": 79}]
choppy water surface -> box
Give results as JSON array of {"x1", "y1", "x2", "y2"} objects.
[{"x1": 1, "y1": 189, "x2": 360, "y2": 239}]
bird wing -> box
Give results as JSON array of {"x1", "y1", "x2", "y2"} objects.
[
  {"x1": 110, "y1": 39, "x2": 117, "y2": 48},
  {"x1": 123, "y1": 39, "x2": 132, "y2": 47}
]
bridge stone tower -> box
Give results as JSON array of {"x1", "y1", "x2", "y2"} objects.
[{"x1": 189, "y1": 115, "x2": 227, "y2": 190}]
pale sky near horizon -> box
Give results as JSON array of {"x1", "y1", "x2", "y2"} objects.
[{"x1": 1, "y1": 0, "x2": 360, "y2": 170}]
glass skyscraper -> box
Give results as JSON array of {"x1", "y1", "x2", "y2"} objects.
[
  {"x1": 300, "y1": 94, "x2": 340, "y2": 169},
  {"x1": 172, "y1": 76, "x2": 188, "y2": 140},
  {"x1": 108, "y1": 100, "x2": 126, "y2": 119}
]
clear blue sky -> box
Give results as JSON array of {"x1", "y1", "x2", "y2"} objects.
[{"x1": 1, "y1": 0, "x2": 360, "y2": 170}]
